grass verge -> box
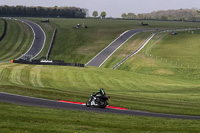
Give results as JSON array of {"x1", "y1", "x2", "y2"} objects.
[{"x1": 1, "y1": 102, "x2": 200, "y2": 133}]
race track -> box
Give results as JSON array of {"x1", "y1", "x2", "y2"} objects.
[
  {"x1": 86, "y1": 29, "x2": 149, "y2": 67},
  {"x1": 17, "y1": 19, "x2": 46, "y2": 60},
  {"x1": 1, "y1": 92, "x2": 200, "y2": 120}
]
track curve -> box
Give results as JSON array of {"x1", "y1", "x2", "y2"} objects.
[
  {"x1": 86, "y1": 29, "x2": 152, "y2": 67},
  {"x1": 17, "y1": 19, "x2": 46, "y2": 60},
  {"x1": 1, "y1": 92, "x2": 200, "y2": 120}
]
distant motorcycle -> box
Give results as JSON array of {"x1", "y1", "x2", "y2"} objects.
[{"x1": 86, "y1": 92, "x2": 110, "y2": 108}]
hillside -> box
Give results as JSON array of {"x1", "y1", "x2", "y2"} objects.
[
  {"x1": 26, "y1": 18, "x2": 200, "y2": 63},
  {"x1": 1, "y1": 18, "x2": 200, "y2": 132}
]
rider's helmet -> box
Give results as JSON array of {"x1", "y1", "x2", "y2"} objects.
[{"x1": 100, "y1": 88, "x2": 105, "y2": 95}]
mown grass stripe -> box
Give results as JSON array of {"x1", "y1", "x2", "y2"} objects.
[
  {"x1": 0, "y1": 19, "x2": 33, "y2": 61},
  {"x1": 20, "y1": 65, "x2": 34, "y2": 86},
  {"x1": 29, "y1": 65, "x2": 43, "y2": 87},
  {"x1": 0, "y1": 21, "x2": 32, "y2": 60},
  {"x1": 0, "y1": 20, "x2": 20, "y2": 57},
  {"x1": 0, "y1": 21, "x2": 24, "y2": 60},
  {"x1": 9, "y1": 64, "x2": 27, "y2": 86},
  {"x1": 0, "y1": 64, "x2": 18, "y2": 84}
]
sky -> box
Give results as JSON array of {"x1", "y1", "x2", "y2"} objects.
[{"x1": 0, "y1": 0, "x2": 199, "y2": 18}]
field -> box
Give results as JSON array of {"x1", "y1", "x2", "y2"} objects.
[{"x1": 1, "y1": 18, "x2": 200, "y2": 132}]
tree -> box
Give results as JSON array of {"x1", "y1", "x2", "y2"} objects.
[
  {"x1": 92, "y1": 11, "x2": 98, "y2": 18},
  {"x1": 121, "y1": 13, "x2": 127, "y2": 19},
  {"x1": 100, "y1": 11, "x2": 106, "y2": 19},
  {"x1": 137, "y1": 14, "x2": 144, "y2": 19},
  {"x1": 127, "y1": 13, "x2": 136, "y2": 19}
]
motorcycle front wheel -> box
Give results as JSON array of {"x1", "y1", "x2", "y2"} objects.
[{"x1": 86, "y1": 100, "x2": 91, "y2": 107}]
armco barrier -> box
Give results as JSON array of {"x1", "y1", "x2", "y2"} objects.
[
  {"x1": 46, "y1": 28, "x2": 57, "y2": 60},
  {"x1": 13, "y1": 59, "x2": 84, "y2": 67},
  {"x1": 0, "y1": 18, "x2": 7, "y2": 41}
]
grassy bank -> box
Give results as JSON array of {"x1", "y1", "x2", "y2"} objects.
[
  {"x1": 148, "y1": 30, "x2": 200, "y2": 68},
  {"x1": 0, "y1": 19, "x2": 33, "y2": 61},
  {"x1": 0, "y1": 18, "x2": 5, "y2": 38},
  {"x1": 1, "y1": 102, "x2": 200, "y2": 133},
  {"x1": 0, "y1": 63, "x2": 200, "y2": 116},
  {"x1": 117, "y1": 30, "x2": 200, "y2": 77}
]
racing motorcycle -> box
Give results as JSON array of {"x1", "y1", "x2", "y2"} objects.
[{"x1": 86, "y1": 92, "x2": 110, "y2": 108}]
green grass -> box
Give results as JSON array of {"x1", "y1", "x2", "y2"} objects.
[
  {"x1": 148, "y1": 31, "x2": 200, "y2": 68},
  {"x1": 117, "y1": 30, "x2": 200, "y2": 78},
  {"x1": 1, "y1": 18, "x2": 200, "y2": 132},
  {"x1": 0, "y1": 18, "x2": 5, "y2": 38},
  {"x1": 0, "y1": 63, "x2": 200, "y2": 116},
  {"x1": 0, "y1": 19, "x2": 33, "y2": 61},
  {"x1": 1, "y1": 102, "x2": 200, "y2": 133},
  {"x1": 49, "y1": 18, "x2": 143, "y2": 63}
]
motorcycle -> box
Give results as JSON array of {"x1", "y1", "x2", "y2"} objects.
[{"x1": 86, "y1": 92, "x2": 110, "y2": 108}]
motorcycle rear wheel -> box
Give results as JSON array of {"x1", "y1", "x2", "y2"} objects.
[{"x1": 100, "y1": 101, "x2": 108, "y2": 108}]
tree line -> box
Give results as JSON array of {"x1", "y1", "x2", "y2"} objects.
[
  {"x1": 121, "y1": 8, "x2": 200, "y2": 21},
  {"x1": 0, "y1": 5, "x2": 88, "y2": 18},
  {"x1": 92, "y1": 11, "x2": 107, "y2": 19}
]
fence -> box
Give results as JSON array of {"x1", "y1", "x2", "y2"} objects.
[{"x1": 146, "y1": 28, "x2": 200, "y2": 69}]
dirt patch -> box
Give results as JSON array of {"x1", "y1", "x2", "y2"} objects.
[{"x1": 155, "y1": 69, "x2": 174, "y2": 75}]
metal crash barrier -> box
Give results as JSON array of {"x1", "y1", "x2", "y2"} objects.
[{"x1": 12, "y1": 59, "x2": 84, "y2": 67}]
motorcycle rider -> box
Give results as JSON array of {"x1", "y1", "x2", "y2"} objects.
[
  {"x1": 94, "y1": 88, "x2": 107, "y2": 103},
  {"x1": 94, "y1": 88, "x2": 106, "y2": 96},
  {"x1": 86, "y1": 88, "x2": 110, "y2": 107}
]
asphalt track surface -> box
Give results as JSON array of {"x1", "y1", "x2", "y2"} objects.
[
  {"x1": 1, "y1": 92, "x2": 200, "y2": 120},
  {"x1": 17, "y1": 19, "x2": 46, "y2": 60},
  {"x1": 86, "y1": 29, "x2": 149, "y2": 67}
]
